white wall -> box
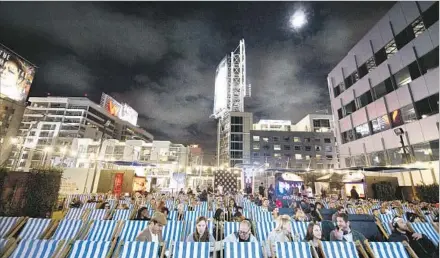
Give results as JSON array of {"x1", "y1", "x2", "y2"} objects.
[{"x1": 60, "y1": 168, "x2": 95, "y2": 195}]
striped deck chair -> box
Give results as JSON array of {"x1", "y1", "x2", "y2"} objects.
[
  {"x1": 224, "y1": 242, "x2": 263, "y2": 258},
  {"x1": 185, "y1": 211, "x2": 202, "y2": 221},
  {"x1": 51, "y1": 220, "x2": 84, "y2": 240},
  {"x1": 168, "y1": 211, "x2": 178, "y2": 221},
  {"x1": 347, "y1": 208, "x2": 357, "y2": 214},
  {"x1": 18, "y1": 218, "x2": 52, "y2": 240},
  {"x1": 410, "y1": 222, "x2": 439, "y2": 246},
  {"x1": 82, "y1": 203, "x2": 97, "y2": 209},
  {"x1": 205, "y1": 211, "x2": 214, "y2": 219},
  {"x1": 162, "y1": 221, "x2": 183, "y2": 248},
  {"x1": 118, "y1": 221, "x2": 149, "y2": 241},
  {"x1": 118, "y1": 241, "x2": 160, "y2": 258},
  {"x1": 378, "y1": 214, "x2": 398, "y2": 236},
  {"x1": 0, "y1": 217, "x2": 22, "y2": 238},
  {"x1": 0, "y1": 238, "x2": 15, "y2": 257},
  {"x1": 87, "y1": 209, "x2": 108, "y2": 220},
  {"x1": 64, "y1": 208, "x2": 86, "y2": 220},
  {"x1": 255, "y1": 221, "x2": 276, "y2": 242},
  {"x1": 291, "y1": 221, "x2": 309, "y2": 240},
  {"x1": 67, "y1": 240, "x2": 111, "y2": 258},
  {"x1": 367, "y1": 242, "x2": 410, "y2": 258},
  {"x1": 320, "y1": 241, "x2": 360, "y2": 258},
  {"x1": 84, "y1": 220, "x2": 118, "y2": 241},
  {"x1": 113, "y1": 210, "x2": 132, "y2": 221},
  {"x1": 224, "y1": 222, "x2": 240, "y2": 238},
  {"x1": 276, "y1": 242, "x2": 313, "y2": 258},
  {"x1": 7, "y1": 239, "x2": 64, "y2": 258},
  {"x1": 254, "y1": 211, "x2": 273, "y2": 222},
  {"x1": 173, "y1": 242, "x2": 210, "y2": 258}
]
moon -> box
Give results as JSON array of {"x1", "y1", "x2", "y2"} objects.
[{"x1": 290, "y1": 9, "x2": 307, "y2": 30}]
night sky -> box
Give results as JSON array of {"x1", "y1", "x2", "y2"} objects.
[{"x1": 0, "y1": 1, "x2": 394, "y2": 156}]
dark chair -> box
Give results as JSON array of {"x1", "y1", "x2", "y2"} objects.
[
  {"x1": 348, "y1": 214, "x2": 384, "y2": 242},
  {"x1": 319, "y1": 208, "x2": 337, "y2": 221}
]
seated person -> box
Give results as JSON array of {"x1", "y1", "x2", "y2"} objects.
[
  {"x1": 266, "y1": 215, "x2": 294, "y2": 257},
  {"x1": 186, "y1": 216, "x2": 215, "y2": 242},
  {"x1": 331, "y1": 206, "x2": 346, "y2": 222},
  {"x1": 135, "y1": 207, "x2": 151, "y2": 220},
  {"x1": 293, "y1": 208, "x2": 309, "y2": 222},
  {"x1": 388, "y1": 216, "x2": 439, "y2": 258},
  {"x1": 330, "y1": 213, "x2": 366, "y2": 242},
  {"x1": 136, "y1": 212, "x2": 167, "y2": 242},
  {"x1": 224, "y1": 220, "x2": 258, "y2": 242},
  {"x1": 306, "y1": 222, "x2": 325, "y2": 258}
]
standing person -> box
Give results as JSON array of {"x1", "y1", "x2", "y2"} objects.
[
  {"x1": 224, "y1": 220, "x2": 258, "y2": 242},
  {"x1": 265, "y1": 215, "x2": 294, "y2": 257},
  {"x1": 300, "y1": 185, "x2": 307, "y2": 198},
  {"x1": 259, "y1": 183, "x2": 265, "y2": 197},
  {"x1": 186, "y1": 216, "x2": 216, "y2": 242},
  {"x1": 268, "y1": 184, "x2": 274, "y2": 201},
  {"x1": 330, "y1": 213, "x2": 366, "y2": 242},
  {"x1": 350, "y1": 186, "x2": 360, "y2": 200}
]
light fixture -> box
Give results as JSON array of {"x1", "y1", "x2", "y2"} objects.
[
  {"x1": 10, "y1": 137, "x2": 19, "y2": 144},
  {"x1": 290, "y1": 9, "x2": 307, "y2": 30},
  {"x1": 393, "y1": 128, "x2": 404, "y2": 136}
]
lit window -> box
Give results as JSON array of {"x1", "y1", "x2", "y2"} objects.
[
  {"x1": 253, "y1": 136, "x2": 260, "y2": 141},
  {"x1": 274, "y1": 144, "x2": 281, "y2": 151},
  {"x1": 295, "y1": 154, "x2": 302, "y2": 160},
  {"x1": 274, "y1": 153, "x2": 281, "y2": 157},
  {"x1": 253, "y1": 143, "x2": 260, "y2": 150},
  {"x1": 325, "y1": 146, "x2": 333, "y2": 152},
  {"x1": 293, "y1": 137, "x2": 301, "y2": 142},
  {"x1": 263, "y1": 137, "x2": 269, "y2": 142}
]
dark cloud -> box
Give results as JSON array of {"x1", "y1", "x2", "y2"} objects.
[{"x1": 0, "y1": 2, "x2": 394, "y2": 152}]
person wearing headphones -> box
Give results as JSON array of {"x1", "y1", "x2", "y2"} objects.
[
  {"x1": 388, "y1": 216, "x2": 439, "y2": 258},
  {"x1": 223, "y1": 220, "x2": 258, "y2": 242}
]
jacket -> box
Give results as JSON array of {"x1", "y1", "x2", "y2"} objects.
[
  {"x1": 388, "y1": 230, "x2": 439, "y2": 258},
  {"x1": 224, "y1": 232, "x2": 258, "y2": 243},
  {"x1": 135, "y1": 227, "x2": 164, "y2": 242},
  {"x1": 329, "y1": 229, "x2": 366, "y2": 242}
]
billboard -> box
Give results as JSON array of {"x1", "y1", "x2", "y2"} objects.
[
  {"x1": 100, "y1": 93, "x2": 138, "y2": 126},
  {"x1": 0, "y1": 45, "x2": 36, "y2": 103},
  {"x1": 212, "y1": 56, "x2": 228, "y2": 118}
]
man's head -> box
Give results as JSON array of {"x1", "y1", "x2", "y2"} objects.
[
  {"x1": 392, "y1": 216, "x2": 408, "y2": 232},
  {"x1": 149, "y1": 212, "x2": 167, "y2": 235},
  {"x1": 262, "y1": 198, "x2": 269, "y2": 207},
  {"x1": 238, "y1": 220, "x2": 252, "y2": 240},
  {"x1": 337, "y1": 206, "x2": 345, "y2": 214},
  {"x1": 336, "y1": 213, "x2": 350, "y2": 231}
]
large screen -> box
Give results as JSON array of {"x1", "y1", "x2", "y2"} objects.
[
  {"x1": 100, "y1": 93, "x2": 138, "y2": 126},
  {"x1": 120, "y1": 103, "x2": 138, "y2": 126},
  {"x1": 0, "y1": 46, "x2": 36, "y2": 103},
  {"x1": 212, "y1": 56, "x2": 228, "y2": 118}
]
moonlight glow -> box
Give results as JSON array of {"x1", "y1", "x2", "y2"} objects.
[{"x1": 290, "y1": 9, "x2": 307, "y2": 30}]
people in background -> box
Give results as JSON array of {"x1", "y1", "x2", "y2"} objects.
[
  {"x1": 261, "y1": 198, "x2": 270, "y2": 212},
  {"x1": 98, "y1": 202, "x2": 111, "y2": 210},
  {"x1": 135, "y1": 207, "x2": 151, "y2": 220},
  {"x1": 224, "y1": 220, "x2": 258, "y2": 242},
  {"x1": 69, "y1": 198, "x2": 82, "y2": 208},
  {"x1": 301, "y1": 185, "x2": 307, "y2": 198},
  {"x1": 150, "y1": 198, "x2": 156, "y2": 210},
  {"x1": 87, "y1": 196, "x2": 97, "y2": 203},
  {"x1": 293, "y1": 208, "x2": 309, "y2": 222},
  {"x1": 306, "y1": 222, "x2": 324, "y2": 248},
  {"x1": 275, "y1": 199, "x2": 282, "y2": 209},
  {"x1": 268, "y1": 184, "x2": 274, "y2": 200},
  {"x1": 330, "y1": 213, "x2": 366, "y2": 242},
  {"x1": 259, "y1": 183, "x2": 265, "y2": 197},
  {"x1": 177, "y1": 203, "x2": 185, "y2": 220},
  {"x1": 332, "y1": 206, "x2": 346, "y2": 222},
  {"x1": 186, "y1": 216, "x2": 216, "y2": 242},
  {"x1": 213, "y1": 209, "x2": 225, "y2": 240},
  {"x1": 187, "y1": 188, "x2": 193, "y2": 195},
  {"x1": 351, "y1": 186, "x2": 360, "y2": 200},
  {"x1": 160, "y1": 207, "x2": 169, "y2": 218},
  {"x1": 272, "y1": 208, "x2": 280, "y2": 220},
  {"x1": 388, "y1": 216, "x2": 439, "y2": 258},
  {"x1": 179, "y1": 188, "x2": 185, "y2": 195},
  {"x1": 136, "y1": 212, "x2": 167, "y2": 242},
  {"x1": 266, "y1": 215, "x2": 294, "y2": 257}
]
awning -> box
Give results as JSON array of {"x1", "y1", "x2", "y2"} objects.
[
  {"x1": 110, "y1": 161, "x2": 157, "y2": 167},
  {"x1": 336, "y1": 166, "x2": 428, "y2": 173}
]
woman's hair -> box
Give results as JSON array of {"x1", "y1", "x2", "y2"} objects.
[
  {"x1": 193, "y1": 216, "x2": 210, "y2": 242},
  {"x1": 305, "y1": 222, "x2": 322, "y2": 241},
  {"x1": 274, "y1": 215, "x2": 291, "y2": 232},
  {"x1": 214, "y1": 209, "x2": 224, "y2": 221},
  {"x1": 136, "y1": 207, "x2": 148, "y2": 219}
]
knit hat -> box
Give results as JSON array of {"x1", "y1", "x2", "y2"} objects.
[{"x1": 151, "y1": 211, "x2": 167, "y2": 225}]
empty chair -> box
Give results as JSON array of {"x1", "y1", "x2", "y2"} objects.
[
  {"x1": 224, "y1": 242, "x2": 263, "y2": 258},
  {"x1": 319, "y1": 241, "x2": 360, "y2": 258},
  {"x1": 410, "y1": 222, "x2": 439, "y2": 246},
  {"x1": 84, "y1": 220, "x2": 118, "y2": 241},
  {"x1": 82, "y1": 203, "x2": 97, "y2": 209},
  {"x1": 18, "y1": 218, "x2": 52, "y2": 240},
  {"x1": 0, "y1": 217, "x2": 22, "y2": 238},
  {"x1": 118, "y1": 241, "x2": 160, "y2": 258},
  {"x1": 113, "y1": 210, "x2": 132, "y2": 221},
  {"x1": 291, "y1": 221, "x2": 309, "y2": 240},
  {"x1": 172, "y1": 242, "x2": 210, "y2": 258},
  {"x1": 276, "y1": 241, "x2": 313, "y2": 258},
  {"x1": 6, "y1": 239, "x2": 64, "y2": 258},
  {"x1": 163, "y1": 221, "x2": 183, "y2": 248},
  {"x1": 51, "y1": 220, "x2": 84, "y2": 240},
  {"x1": 367, "y1": 242, "x2": 410, "y2": 258},
  {"x1": 168, "y1": 211, "x2": 178, "y2": 221},
  {"x1": 184, "y1": 211, "x2": 201, "y2": 221},
  {"x1": 118, "y1": 221, "x2": 149, "y2": 241},
  {"x1": 67, "y1": 240, "x2": 111, "y2": 258},
  {"x1": 254, "y1": 211, "x2": 273, "y2": 222},
  {"x1": 87, "y1": 209, "x2": 108, "y2": 220},
  {"x1": 255, "y1": 221, "x2": 276, "y2": 242},
  {"x1": 205, "y1": 211, "x2": 214, "y2": 219},
  {"x1": 224, "y1": 222, "x2": 240, "y2": 238},
  {"x1": 64, "y1": 208, "x2": 86, "y2": 220}
]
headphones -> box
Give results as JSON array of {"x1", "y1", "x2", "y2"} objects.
[{"x1": 392, "y1": 216, "x2": 401, "y2": 229}]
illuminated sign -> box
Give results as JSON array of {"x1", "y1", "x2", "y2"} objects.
[
  {"x1": 100, "y1": 93, "x2": 138, "y2": 126},
  {"x1": 212, "y1": 56, "x2": 228, "y2": 118}
]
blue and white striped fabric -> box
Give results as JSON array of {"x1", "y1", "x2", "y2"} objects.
[
  {"x1": 276, "y1": 242, "x2": 312, "y2": 258},
  {"x1": 173, "y1": 242, "x2": 210, "y2": 258},
  {"x1": 224, "y1": 242, "x2": 263, "y2": 258},
  {"x1": 85, "y1": 220, "x2": 117, "y2": 241},
  {"x1": 10, "y1": 239, "x2": 61, "y2": 258},
  {"x1": 424, "y1": 213, "x2": 434, "y2": 223},
  {"x1": 64, "y1": 208, "x2": 85, "y2": 220},
  {"x1": 0, "y1": 217, "x2": 20, "y2": 238},
  {"x1": 51, "y1": 220, "x2": 84, "y2": 240},
  {"x1": 254, "y1": 211, "x2": 273, "y2": 222},
  {"x1": 87, "y1": 209, "x2": 107, "y2": 220},
  {"x1": 0, "y1": 238, "x2": 10, "y2": 252},
  {"x1": 119, "y1": 241, "x2": 159, "y2": 258},
  {"x1": 83, "y1": 203, "x2": 97, "y2": 209},
  {"x1": 224, "y1": 222, "x2": 240, "y2": 238},
  {"x1": 113, "y1": 210, "x2": 132, "y2": 221},
  {"x1": 185, "y1": 211, "x2": 202, "y2": 221},
  {"x1": 256, "y1": 222, "x2": 276, "y2": 241},
  {"x1": 18, "y1": 218, "x2": 51, "y2": 240},
  {"x1": 291, "y1": 221, "x2": 309, "y2": 240},
  {"x1": 168, "y1": 211, "x2": 178, "y2": 221},
  {"x1": 242, "y1": 211, "x2": 251, "y2": 219},
  {"x1": 68, "y1": 240, "x2": 111, "y2": 258},
  {"x1": 119, "y1": 221, "x2": 149, "y2": 241},
  {"x1": 378, "y1": 214, "x2": 400, "y2": 235},
  {"x1": 370, "y1": 242, "x2": 409, "y2": 258},
  {"x1": 411, "y1": 222, "x2": 439, "y2": 246},
  {"x1": 320, "y1": 241, "x2": 359, "y2": 258},
  {"x1": 162, "y1": 221, "x2": 183, "y2": 248},
  {"x1": 347, "y1": 208, "x2": 357, "y2": 214},
  {"x1": 194, "y1": 202, "x2": 208, "y2": 213},
  {"x1": 205, "y1": 211, "x2": 214, "y2": 219}
]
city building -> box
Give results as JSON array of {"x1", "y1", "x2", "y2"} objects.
[
  {"x1": 6, "y1": 96, "x2": 154, "y2": 171},
  {"x1": 250, "y1": 118, "x2": 337, "y2": 170},
  {"x1": 294, "y1": 114, "x2": 334, "y2": 132},
  {"x1": 327, "y1": 2, "x2": 439, "y2": 183},
  {"x1": 188, "y1": 144, "x2": 203, "y2": 171}
]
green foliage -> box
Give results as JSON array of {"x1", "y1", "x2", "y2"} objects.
[
  {"x1": 416, "y1": 184, "x2": 439, "y2": 203},
  {"x1": 0, "y1": 167, "x2": 8, "y2": 214},
  {"x1": 24, "y1": 167, "x2": 63, "y2": 218},
  {"x1": 372, "y1": 181, "x2": 396, "y2": 201}
]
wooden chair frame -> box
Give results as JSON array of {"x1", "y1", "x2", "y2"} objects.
[
  {"x1": 0, "y1": 238, "x2": 17, "y2": 258},
  {"x1": 317, "y1": 240, "x2": 368, "y2": 258},
  {"x1": 1, "y1": 239, "x2": 65, "y2": 258},
  {"x1": 363, "y1": 239, "x2": 418, "y2": 258},
  {"x1": 2, "y1": 217, "x2": 27, "y2": 239},
  {"x1": 58, "y1": 239, "x2": 116, "y2": 258}
]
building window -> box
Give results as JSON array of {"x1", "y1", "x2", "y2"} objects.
[
  {"x1": 284, "y1": 145, "x2": 291, "y2": 151},
  {"x1": 345, "y1": 71, "x2": 359, "y2": 89},
  {"x1": 375, "y1": 48, "x2": 387, "y2": 66},
  {"x1": 295, "y1": 154, "x2": 302, "y2": 160},
  {"x1": 400, "y1": 104, "x2": 417, "y2": 123},
  {"x1": 422, "y1": 2, "x2": 439, "y2": 29},
  {"x1": 326, "y1": 155, "x2": 333, "y2": 160},
  {"x1": 314, "y1": 138, "x2": 321, "y2": 143},
  {"x1": 294, "y1": 146, "x2": 301, "y2": 151},
  {"x1": 316, "y1": 163, "x2": 324, "y2": 169},
  {"x1": 358, "y1": 63, "x2": 368, "y2": 79},
  {"x1": 334, "y1": 84, "x2": 341, "y2": 97},
  {"x1": 253, "y1": 143, "x2": 260, "y2": 150},
  {"x1": 411, "y1": 17, "x2": 426, "y2": 38},
  {"x1": 305, "y1": 146, "x2": 311, "y2": 151},
  {"x1": 263, "y1": 137, "x2": 269, "y2": 142},
  {"x1": 253, "y1": 136, "x2": 260, "y2": 141},
  {"x1": 253, "y1": 152, "x2": 259, "y2": 157},
  {"x1": 283, "y1": 136, "x2": 290, "y2": 141},
  {"x1": 293, "y1": 137, "x2": 301, "y2": 142},
  {"x1": 370, "y1": 151, "x2": 387, "y2": 166},
  {"x1": 274, "y1": 144, "x2": 281, "y2": 151},
  {"x1": 419, "y1": 47, "x2": 439, "y2": 75},
  {"x1": 374, "y1": 78, "x2": 394, "y2": 99},
  {"x1": 395, "y1": 25, "x2": 415, "y2": 50},
  {"x1": 357, "y1": 90, "x2": 373, "y2": 109},
  {"x1": 344, "y1": 101, "x2": 356, "y2": 115},
  {"x1": 274, "y1": 153, "x2": 281, "y2": 157},
  {"x1": 388, "y1": 147, "x2": 405, "y2": 165},
  {"x1": 263, "y1": 153, "x2": 270, "y2": 157},
  {"x1": 231, "y1": 142, "x2": 243, "y2": 150},
  {"x1": 324, "y1": 138, "x2": 331, "y2": 143},
  {"x1": 231, "y1": 125, "x2": 243, "y2": 132},
  {"x1": 408, "y1": 60, "x2": 422, "y2": 80},
  {"x1": 315, "y1": 145, "x2": 322, "y2": 152},
  {"x1": 304, "y1": 138, "x2": 311, "y2": 143},
  {"x1": 325, "y1": 146, "x2": 333, "y2": 152},
  {"x1": 262, "y1": 145, "x2": 270, "y2": 150},
  {"x1": 273, "y1": 136, "x2": 280, "y2": 142},
  {"x1": 365, "y1": 56, "x2": 377, "y2": 72},
  {"x1": 390, "y1": 109, "x2": 404, "y2": 128},
  {"x1": 393, "y1": 66, "x2": 412, "y2": 88},
  {"x1": 316, "y1": 154, "x2": 322, "y2": 160},
  {"x1": 231, "y1": 116, "x2": 243, "y2": 124},
  {"x1": 370, "y1": 114, "x2": 391, "y2": 134},
  {"x1": 385, "y1": 39, "x2": 398, "y2": 58},
  {"x1": 284, "y1": 153, "x2": 291, "y2": 158},
  {"x1": 413, "y1": 140, "x2": 439, "y2": 161},
  {"x1": 337, "y1": 108, "x2": 343, "y2": 119},
  {"x1": 415, "y1": 94, "x2": 439, "y2": 119},
  {"x1": 231, "y1": 134, "x2": 243, "y2": 141},
  {"x1": 342, "y1": 130, "x2": 354, "y2": 144},
  {"x1": 305, "y1": 155, "x2": 311, "y2": 160},
  {"x1": 354, "y1": 123, "x2": 370, "y2": 139}
]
